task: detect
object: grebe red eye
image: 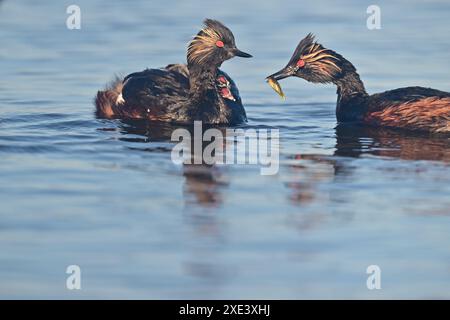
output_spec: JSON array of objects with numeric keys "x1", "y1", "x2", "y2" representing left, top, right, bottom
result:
[
  {"x1": 216, "y1": 40, "x2": 224, "y2": 48},
  {"x1": 297, "y1": 59, "x2": 305, "y2": 68}
]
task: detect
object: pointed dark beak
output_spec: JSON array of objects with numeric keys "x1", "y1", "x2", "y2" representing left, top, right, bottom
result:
[
  {"x1": 233, "y1": 49, "x2": 252, "y2": 58},
  {"x1": 266, "y1": 67, "x2": 292, "y2": 81}
]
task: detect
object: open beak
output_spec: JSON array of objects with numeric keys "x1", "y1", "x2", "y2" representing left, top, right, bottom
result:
[
  {"x1": 233, "y1": 49, "x2": 252, "y2": 58},
  {"x1": 266, "y1": 67, "x2": 292, "y2": 100}
]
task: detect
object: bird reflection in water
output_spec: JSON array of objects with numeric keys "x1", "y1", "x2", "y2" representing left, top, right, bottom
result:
[
  {"x1": 114, "y1": 119, "x2": 229, "y2": 209},
  {"x1": 334, "y1": 124, "x2": 450, "y2": 161},
  {"x1": 109, "y1": 119, "x2": 232, "y2": 287},
  {"x1": 284, "y1": 124, "x2": 450, "y2": 230},
  {"x1": 106, "y1": 119, "x2": 449, "y2": 229}
]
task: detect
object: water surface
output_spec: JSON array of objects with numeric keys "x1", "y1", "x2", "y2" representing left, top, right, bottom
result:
[{"x1": 0, "y1": 0, "x2": 449, "y2": 299}]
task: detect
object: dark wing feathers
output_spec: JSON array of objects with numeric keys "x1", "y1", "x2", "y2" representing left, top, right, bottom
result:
[
  {"x1": 122, "y1": 65, "x2": 189, "y2": 116},
  {"x1": 121, "y1": 64, "x2": 242, "y2": 109},
  {"x1": 122, "y1": 64, "x2": 190, "y2": 109},
  {"x1": 369, "y1": 86, "x2": 450, "y2": 108}
]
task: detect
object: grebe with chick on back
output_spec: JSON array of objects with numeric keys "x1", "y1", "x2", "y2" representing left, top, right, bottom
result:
[{"x1": 95, "y1": 19, "x2": 252, "y2": 125}]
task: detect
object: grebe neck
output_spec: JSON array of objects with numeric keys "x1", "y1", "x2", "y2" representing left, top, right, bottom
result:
[
  {"x1": 333, "y1": 59, "x2": 369, "y2": 121},
  {"x1": 183, "y1": 62, "x2": 226, "y2": 122},
  {"x1": 187, "y1": 63, "x2": 220, "y2": 98}
]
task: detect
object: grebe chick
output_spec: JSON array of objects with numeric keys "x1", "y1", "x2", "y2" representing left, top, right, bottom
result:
[
  {"x1": 95, "y1": 19, "x2": 252, "y2": 125},
  {"x1": 267, "y1": 34, "x2": 450, "y2": 134}
]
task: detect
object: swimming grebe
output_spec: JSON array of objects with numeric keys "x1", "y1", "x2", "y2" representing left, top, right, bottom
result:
[
  {"x1": 95, "y1": 19, "x2": 252, "y2": 125},
  {"x1": 267, "y1": 34, "x2": 450, "y2": 134}
]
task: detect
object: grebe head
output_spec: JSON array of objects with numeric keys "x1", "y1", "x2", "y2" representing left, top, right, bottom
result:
[
  {"x1": 266, "y1": 34, "x2": 344, "y2": 98},
  {"x1": 187, "y1": 19, "x2": 252, "y2": 67}
]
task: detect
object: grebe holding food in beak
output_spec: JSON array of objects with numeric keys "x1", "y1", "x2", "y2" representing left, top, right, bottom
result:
[{"x1": 267, "y1": 34, "x2": 450, "y2": 134}]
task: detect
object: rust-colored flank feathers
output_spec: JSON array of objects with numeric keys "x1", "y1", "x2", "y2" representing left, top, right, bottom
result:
[{"x1": 365, "y1": 97, "x2": 450, "y2": 134}]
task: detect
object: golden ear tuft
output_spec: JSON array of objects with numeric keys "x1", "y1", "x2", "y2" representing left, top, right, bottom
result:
[
  {"x1": 301, "y1": 43, "x2": 342, "y2": 75},
  {"x1": 187, "y1": 24, "x2": 222, "y2": 65}
]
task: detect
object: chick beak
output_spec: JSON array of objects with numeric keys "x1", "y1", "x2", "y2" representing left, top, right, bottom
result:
[{"x1": 233, "y1": 49, "x2": 253, "y2": 58}]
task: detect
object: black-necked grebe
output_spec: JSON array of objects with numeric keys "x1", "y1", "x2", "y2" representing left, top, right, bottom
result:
[
  {"x1": 95, "y1": 19, "x2": 252, "y2": 125},
  {"x1": 267, "y1": 34, "x2": 450, "y2": 134}
]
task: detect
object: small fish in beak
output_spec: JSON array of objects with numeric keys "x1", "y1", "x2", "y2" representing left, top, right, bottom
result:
[{"x1": 266, "y1": 77, "x2": 285, "y2": 100}]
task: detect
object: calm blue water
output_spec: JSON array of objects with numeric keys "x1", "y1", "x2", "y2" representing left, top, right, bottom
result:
[{"x1": 0, "y1": 0, "x2": 449, "y2": 299}]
